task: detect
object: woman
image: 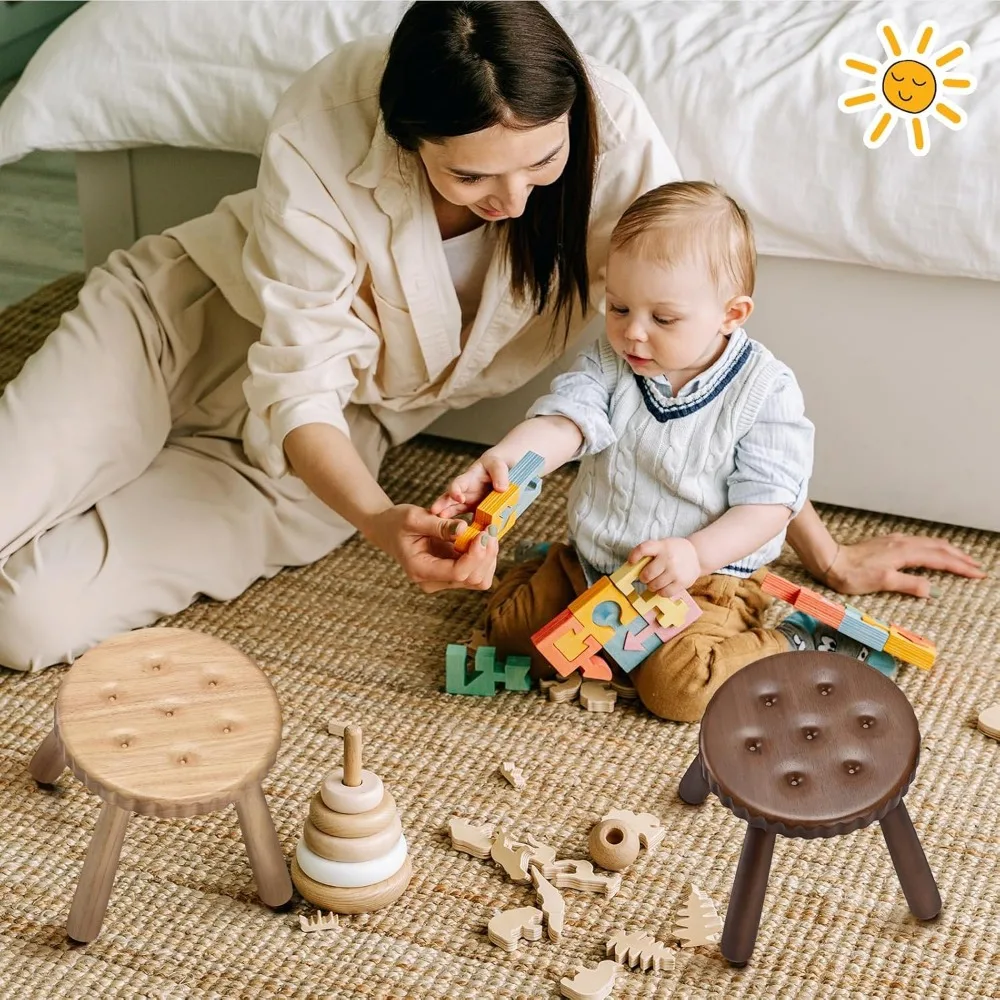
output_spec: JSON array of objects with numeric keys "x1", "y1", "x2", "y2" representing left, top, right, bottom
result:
[{"x1": 0, "y1": 2, "x2": 982, "y2": 672}]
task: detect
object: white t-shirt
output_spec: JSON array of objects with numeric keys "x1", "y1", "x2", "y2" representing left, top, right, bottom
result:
[{"x1": 442, "y1": 224, "x2": 495, "y2": 330}]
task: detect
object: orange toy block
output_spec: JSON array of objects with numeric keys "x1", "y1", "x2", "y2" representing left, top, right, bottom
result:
[
  {"x1": 884, "y1": 626, "x2": 937, "y2": 670},
  {"x1": 454, "y1": 522, "x2": 483, "y2": 554},
  {"x1": 475, "y1": 483, "x2": 521, "y2": 530},
  {"x1": 761, "y1": 572, "x2": 801, "y2": 603},
  {"x1": 532, "y1": 610, "x2": 611, "y2": 680},
  {"x1": 567, "y1": 577, "x2": 640, "y2": 646},
  {"x1": 792, "y1": 586, "x2": 846, "y2": 628}
]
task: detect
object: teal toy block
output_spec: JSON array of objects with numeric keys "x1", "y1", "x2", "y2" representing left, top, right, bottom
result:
[
  {"x1": 509, "y1": 451, "x2": 544, "y2": 487},
  {"x1": 446, "y1": 644, "x2": 532, "y2": 695},
  {"x1": 513, "y1": 475, "x2": 542, "y2": 516},
  {"x1": 602, "y1": 609, "x2": 665, "y2": 673}
]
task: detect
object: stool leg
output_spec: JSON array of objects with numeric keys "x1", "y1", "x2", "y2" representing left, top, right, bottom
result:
[
  {"x1": 720, "y1": 825, "x2": 777, "y2": 967},
  {"x1": 29, "y1": 729, "x2": 65, "y2": 785},
  {"x1": 67, "y1": 802, "x2": 131, "y2": 943},
  {"x1": 879, "y1": 800, "x2": 942, "y2": 920},
  {"x1": 678, "y1": 753, "x2": 711, "y2": 805},
  {"x1": 235, "y1": 783, "x2": 293, "y2": 909}
]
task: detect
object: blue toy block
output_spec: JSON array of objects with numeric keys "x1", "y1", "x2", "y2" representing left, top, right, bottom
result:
[
  {"x1": 446, "y1": 644, "x2": 532, "y2": 695},
  {"x1": 602, "y1": 610, "x2": 664, "y2": 673},
  {"x1": 839, "y1": 606, "x2": 889, "y2": 650},
  {"x1": 513, "y1": 475, "x2": 542, "y2": 516},
  {"x1": 509, "y1": 451, "x2": 544, "y2": 487}
]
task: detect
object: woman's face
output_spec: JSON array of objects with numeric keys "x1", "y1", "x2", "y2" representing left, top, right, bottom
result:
[{"x1": 418, "y1": 114, "x2": 570, "y2": 222}]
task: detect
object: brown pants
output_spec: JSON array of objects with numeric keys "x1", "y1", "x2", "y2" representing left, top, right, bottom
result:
[{"x1": 484, "y1": 542, "x2": 788, "y2": 723}]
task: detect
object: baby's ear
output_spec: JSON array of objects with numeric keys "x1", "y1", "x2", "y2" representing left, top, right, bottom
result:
[{"x1": 723, "y1": 294, "x2": 753, "y2": 331}]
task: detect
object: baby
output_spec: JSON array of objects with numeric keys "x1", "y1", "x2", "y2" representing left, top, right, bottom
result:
[{"x1": 434, "y1": 181, "x2": 878, "y2": 722}]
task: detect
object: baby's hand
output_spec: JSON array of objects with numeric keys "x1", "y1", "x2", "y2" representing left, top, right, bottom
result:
[
  {"x1": 429, "y1": 451, "x2": 511, "y2": 520},
  {"x1": 628, "y1": 537, "x2": 702, "y2": 598}
]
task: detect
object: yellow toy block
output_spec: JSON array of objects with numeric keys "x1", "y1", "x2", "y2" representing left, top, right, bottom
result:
[
  {"x1": 884, "y1": 626, "x2": 937, "y2": 670},
  {"x1": 494, "y1": 507, "x2": 518, "y2": 542},
  {"x1": 610, "y1": 558, "x2": 648, "y2": 599},
  {"x1": 610, "y1": 556, "x2": 692, "y2": 629},
  {"x1": 475, "y1": 483, "x2": 521, "y2": 529},
  {"x1": 567, "y1": 577, "x2": 640, "y2": 646},
  {"x1": 454, "y1": 522, "x2": 483, "y2": 554}
]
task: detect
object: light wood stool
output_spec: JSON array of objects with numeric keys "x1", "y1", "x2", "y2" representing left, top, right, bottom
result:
[{"x1": 29, "y1": 626, "x2": 293, "y2": 942}]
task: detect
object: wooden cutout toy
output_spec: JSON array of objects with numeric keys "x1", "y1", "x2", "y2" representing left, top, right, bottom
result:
[
  {"x1": 499, "y1": 761, "x2": 527, "y2": 790},
  {"x1": 536, "y1": 859, "x2": 622, "y2": 898},
  {"x1": 673, "y1": 884, "x2": 722, "y2": 948},
  {"x1": 546, "y1": 675, "x2": 582, "y2": 703},
  {"x1": 560, "y1": 960, "x2": 619, "y2": 1000},
  {"x1": 487, "y1": 906, "x2": 544, "y2": 952},
  {"x1": 610, "y1": 675, "x2": 638, "y2": 700},
  {"x1": 508, "y1": 451, "x2": 545, "y2": 486},
  {"x1": 580, "y1": 681, "x2": 617, "y2": 714},
  {"x1": 553, "y1": 614, "x2": 614, "y2": 668},
  {"x1": 602, "y1": 809, "x2": 665, "y2": 853},
  {"x1": 291, "y1": 725, "x2": 413, "y2": 915},
  {"x1": 568, "y1": 577, "x2": 640, "y2": 645},
  {"x1": 977, "y1": 703, "x2": 1000, "y2": 740},
  {"x1": 610, "y1": 557, "x2": 690, "y2": 628},
  {"x1": 606, "y1": 929, "x2": 675, "y2": 972},
  {"x1": 446, "y1": 644, "x2": 531, "y2": 696},
  {"x1": 531, "y1": 867, "x2": 565, "y2": 941},
  {"x1": 300, "y1": 910, "x2": 340, "y2": 934},
  {"x1": 513, "y1": 832, "x2": 557, "y2": 868},
  {"x1": 588, "y1": 818, "x2": 639, "y2": 872},
  {"x1": 327, "y1": 719, "x2": 348, "y2": 737},
  {"x1": 491, "y1": 828, "x2": 533, "y2": 883},
  {"x1": 532, "y1": 610, "x2": 611, "y2": 680},
  {"x1": 448, "y1": 817, "x2": 495, "y2": 859},
  {"x1": 760, "y1": 571, "x2": 936, "y2": 669}
]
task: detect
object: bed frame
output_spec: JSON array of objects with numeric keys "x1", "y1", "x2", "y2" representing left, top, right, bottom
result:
[{"x1": 75, "y1": 148, "x2": 1000, "y2": 533}]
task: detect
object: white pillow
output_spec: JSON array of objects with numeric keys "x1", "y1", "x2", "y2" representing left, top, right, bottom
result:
[{"x1": 2, "y1": 0, "x2": 997, "y2": 283}]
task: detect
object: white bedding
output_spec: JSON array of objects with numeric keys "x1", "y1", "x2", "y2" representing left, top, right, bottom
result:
[{"x1": 2, "y1": 0, "x2": 998, "y2": 283}]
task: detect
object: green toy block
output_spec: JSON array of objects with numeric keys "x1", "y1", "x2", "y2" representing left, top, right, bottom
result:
[
  {"x1": 502, "y1": 655, "x2": 532, "y2": 692},
  {"x1": 446, "y1": 644, "x2": 498, "y2": 696}
]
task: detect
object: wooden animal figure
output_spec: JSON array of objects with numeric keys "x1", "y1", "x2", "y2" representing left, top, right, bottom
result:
[
  {"x1": 606, "y1": 929, "x2": 675, "y2": 972},
  {"x1": 602, "y1": 808, "x2": 665, "y2": 852},
  {"x1": 499, "y1": 761, "x2": 526, "y2": 790},
  {"x1": 449, "y1": 816, "x2": 494, "y2": 859},
  {"x1": 491, "y1": 828, "x2": 533, "y2": 883},
  {"x1": 580, "y1": 681, "x2": 617, "y2": 713},
  {"x1": 544, "y1": 674, "x2": 582, "y2": 703},
  {"x1": 300, "y1": 910, "x2": 340, "y2": 934},
  {"x1": 512, "y1": 832, "x2": 556, "y2": 867},
  {"x1": 673, "y1": 885, "x2": 723, "y2": 948},
  {"x1": 560, "y1": 960, "x2": 619, "y2": 1000},
  {"x1": 487, "y1": 906, "x2": 544, "y2": 952},
  {"x1": 531, "y1": 867, "x2": 565, "y2": 942},
  {"x1": 536, "y1": 859, "x2": 622, "y2": 899}
]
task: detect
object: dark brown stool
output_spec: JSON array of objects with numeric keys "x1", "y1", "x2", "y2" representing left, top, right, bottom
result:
[{"x1": 678, "y1": 650, "x2": 941, "y2": 966}]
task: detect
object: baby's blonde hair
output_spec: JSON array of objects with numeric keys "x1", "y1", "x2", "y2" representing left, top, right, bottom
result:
[{"x1": 609, "y1": 181, "x2": 756, "y2": 298}]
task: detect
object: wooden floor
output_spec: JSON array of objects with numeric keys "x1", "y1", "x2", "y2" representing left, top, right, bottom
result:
[{"x1": 0, "y1": 77, "x2": 83, "y2": 310}]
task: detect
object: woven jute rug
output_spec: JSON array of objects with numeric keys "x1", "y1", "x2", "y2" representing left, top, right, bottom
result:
[{"x1": 1, "y1": 275, "x2": 998, "y2": 999}]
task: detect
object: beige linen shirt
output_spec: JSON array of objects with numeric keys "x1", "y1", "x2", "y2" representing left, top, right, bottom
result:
[{"x1": 168, "y1": 37, "x2": 679, "y2": 478}]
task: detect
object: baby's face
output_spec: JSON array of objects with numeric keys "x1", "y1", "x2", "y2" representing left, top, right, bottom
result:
[{"x1": 605, "y1": 250, "x2": 733, "y2": 381}]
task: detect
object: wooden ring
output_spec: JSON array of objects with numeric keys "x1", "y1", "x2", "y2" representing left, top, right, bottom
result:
[
  {"x1": 291, "y1": 854, "x2": 412, "y2": 914},
  {"x1": 303, "y1": 815, "x2": 403, "y2": 863},
  {"x1": 295, "y1": 834, "x2": 407, "y2": 888},
  {"x1": 320, "y1": 768, "x2": 384, "y2": 814},
  {"x1": 588, "y1": 818, "x2": 640, "y2": 872},
  {"x1": 308, "y1": 790, "x2": 397, "y2": 838}
]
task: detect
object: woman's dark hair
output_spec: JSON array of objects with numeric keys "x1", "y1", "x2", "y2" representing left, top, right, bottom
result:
[{"x1": 379, "y1": 1, "x2": 599, "y2": 336}]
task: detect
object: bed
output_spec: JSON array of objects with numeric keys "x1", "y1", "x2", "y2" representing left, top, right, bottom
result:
[{"x1": 2, "y1": 0, "x2": 999, "y2": 531}]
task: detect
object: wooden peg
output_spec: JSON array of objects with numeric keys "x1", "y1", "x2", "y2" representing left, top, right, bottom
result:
[{"x1": 344, "y1": 725, "x2": 362, "y2": 788}]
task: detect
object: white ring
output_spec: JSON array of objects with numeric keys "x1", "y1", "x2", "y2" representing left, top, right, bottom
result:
[
  {"x1": 295, "y1": 834, "x2": 408, "y2": 888},
  {"x1": 320, "y1": 768, "x2": 384, "y2": 814}
]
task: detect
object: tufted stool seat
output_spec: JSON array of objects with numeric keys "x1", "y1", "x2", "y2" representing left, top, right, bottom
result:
[
  {"x1": 28, "y1": 627, "x2": 293, "y2": 942},
  {"x1": 678, "y1": 650, "x2": 941, "y2": 965}
]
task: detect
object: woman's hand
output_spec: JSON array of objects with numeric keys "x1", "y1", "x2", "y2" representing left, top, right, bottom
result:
[
  {"x1": 429, "y1": 451, "x2": 512, "y2": 519},
  {"x1": 629, "y1": 537, "x2": 702, "y2": 598},
  {"x1": 824, "y1": 533, "x2": 986, "y2": 598},
  {"x1": 363, "y1": 503, "x2": 500, "y2": 593}
]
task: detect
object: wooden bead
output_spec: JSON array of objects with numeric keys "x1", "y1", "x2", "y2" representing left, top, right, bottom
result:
[
  {"x1": 588, "y1": 819, "x2": 639, "y2": 872},
  {"x1": 308, "y1": 790, "x2": 397, "y2": 839},
  {"x1": 291, "y1": 854, "x2": 412, "y2": 914},
  {"x1": 320, "y1": 767, "x2": 383, "y2": 814},
  {"x1": 303, "y1": 815, "x2": 402, "y2": 863},
  {"x1": 295, "y1": 835, "x2": 407, "y2": 888}
]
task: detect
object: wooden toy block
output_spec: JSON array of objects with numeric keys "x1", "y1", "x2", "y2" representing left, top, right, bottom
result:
[
  {"x1": 580, "y1": 681, "x2": 617, "y2": 714},
  {"x1": 978, "y1": 703, "x2": 1000, "y2": 740},
  {"x1": 792, "y1": 586, "x2": 846, "y2": 629},
  {"x1": 884, "y1": 625, "x2": 937, "y2": 669},
  {"x1": 453, "y1": 521, "x2": 483, "y2": 554},
  {"x1": 445, "y1": 644, "x2": 496, "y2": 696},
  {"x1": 602, "y1": 809, "x2": 665, "y2": 853},
  {"x1": 487, "y1": 906, "x2": 544, "y2": 952},
  {"x1": 610, "y1": 556, "x2": 693, "y2": 629},
  {"x1": 501, "y1": 655, "x2": 532, "y2": 692},
  {"x1": 760, "y1": 571, "x2": 801, "y2": 603},
  {"x1": 475, "y1": 482, "x2": 521, "y2": 530},
  {"x1": 300, "y1": 910, "x2": 340, "y2": 934},
  {"x1": 512, "y1": 475, "x2": 542, "y2": 515},
  {"x1": 491, "y1": 828, "x2": 533, "y2": 883},
  {"x1": 673, "y1": 885, "x2": 722, "y2": 948},
  {"x1": 546, "y1": 674, "x2": 582, "y2": 703},
  {"x1": 839, "y1": 606, "x2": 891, "y2": 650},
  {"x1": 531, "y1": 867, "x2": 565, "y2": 941},
  {"x1": 602, "y1": 595, "x2": 702, "y2": 673},
  {"x1": 610, "y1": 675, "x2": 638, "y2": 700},
  {"x1": 588, "y1": 818, "x2": 639, "y2": 872},
  {"x1": 508, "y1": 451, "x2": 544, "y2": 486},
  {"x1": 499, "y1": 761, "x2": 526, "y2": 790},
  {"x1": 513, "y1": 832, "x2": 556, "y2": 867},
  {"x1": 560, "y1": 960, "x2": 619, "y2": 1000},
  {"x1": 533, "y1": 610, "x2": 610, "y2": 680},
  {"x1": 449, "y1": 817, "x2": 494, "y2": 859},
  {"x1": 536, "y1": 859, "x2": 622, "y2": 898},
  {"x1": 326, "y1": 719, "x2": 349, "y2": 737},
  {"x1": 606, "y1": 929, "x2": 675, "y2": 972},
  {"x1": 568, "y1": 576, "x2": 640, "y2": 645}
]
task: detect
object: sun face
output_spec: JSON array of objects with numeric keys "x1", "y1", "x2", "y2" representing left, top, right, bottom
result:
[{"x1": 838, "y1": 19, "x2": 976, "y2": 156}]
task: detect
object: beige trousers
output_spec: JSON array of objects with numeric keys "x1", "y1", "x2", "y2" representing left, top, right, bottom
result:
[{"x1": 0, "y1": 235, "x2": 389, "y2": 671}]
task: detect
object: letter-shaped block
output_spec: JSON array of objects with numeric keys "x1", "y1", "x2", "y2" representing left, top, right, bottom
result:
[
  {"x1": 445, "y1": 645, "x2": 533, "y2": 695},
  {"x1": 839, "y1": 605, "x2": 890, "y2": 650},
  {"x1": 760, "y1": 571, "x2": 801, "y2": 603},
  {"x1": 532, "y1": 610, "x2": 611, "y2": 680},
  {"x1": 602, "y1": 593, "x2": 702, "y2": 673},
  {"x1": 610, "y1": 556, "x2": 689, "y2": 628},
  {"x1": 568, "y1": 577, "x2": 639, "y2": 644},
  {"x1": 792, "y1": 585, "x2": 846, "y2": 629},
  {"x1": 508, "y1": 451, "x2": 544, "y2": 486},
  {"x1": 884, "y1": 625, "x2": 936, "y2": 669},
  {"x1": 475, "y1": 482, "x2": 521, "y2": 530}
]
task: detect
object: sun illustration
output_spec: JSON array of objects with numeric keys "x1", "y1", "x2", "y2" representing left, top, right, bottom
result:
[{"x1": 838, "y1": 19, "x2": 976, "y2": 156}]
